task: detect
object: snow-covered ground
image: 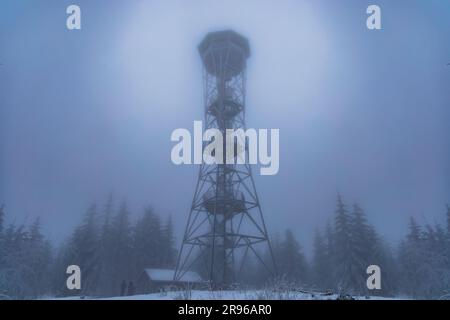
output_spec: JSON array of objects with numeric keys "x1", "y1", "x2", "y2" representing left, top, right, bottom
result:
[{"x1": 50, "y1": 290, "x2": 398, "y2": 300}]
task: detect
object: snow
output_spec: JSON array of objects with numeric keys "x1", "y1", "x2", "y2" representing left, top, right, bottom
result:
[
  {"x1": 105, "y1": 290, "x2": 332, "y2": 300},
  {"x1": 144, "y1": 268, "x2": 202, "y2": 282},
  {"x1": 48, "y1": 290, "x2": 400, "y2": 300}
]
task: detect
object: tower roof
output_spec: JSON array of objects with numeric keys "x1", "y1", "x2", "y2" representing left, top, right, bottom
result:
[
  {"x1": 198, "y1": 30, "x2": 250, "y2": 77},
  {"x1": 198, "y1": 30, "x2": 250, "y2": 58}
]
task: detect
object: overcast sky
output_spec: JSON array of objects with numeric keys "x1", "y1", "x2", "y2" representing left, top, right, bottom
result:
[{"x1": 1, "y1": 0, "x2": 449, "y2": 254}]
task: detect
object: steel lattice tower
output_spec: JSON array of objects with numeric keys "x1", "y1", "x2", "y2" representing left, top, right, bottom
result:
[{"x1": 174, "y1": 30, "x2": 276, "y2": 287}]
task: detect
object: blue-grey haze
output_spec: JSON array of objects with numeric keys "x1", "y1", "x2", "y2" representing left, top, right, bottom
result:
[{"x1": 0, "y1": 0, "x2": 449, "y2": 254}]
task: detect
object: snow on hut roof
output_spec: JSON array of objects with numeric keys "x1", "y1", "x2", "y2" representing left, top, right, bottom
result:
[{"x1": 143, "y1": 268, "x2": 202, "y2": 283}]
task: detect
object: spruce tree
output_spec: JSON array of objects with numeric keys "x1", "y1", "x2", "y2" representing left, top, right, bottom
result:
[
  {"x1": 0, "y1": 205, "x2": 4, "y2": 235},
  {"x1": 399, "y1": 217, "x2": 424, "y2": 298},
  {"x1": 110, "y1": 201, "x2": 133, "y2": 295},
  {"x1": 133, "y1": 206, "x2": 162, "y2": 273},
  {"x1": 447, "y1": 204, "x2": 450, "y2": 235},
  {"x1": 333, "y1": 194, "x2": 354, "y2": 293},
  {"x1": 0, "y1": 224, "x2": 30, "y2": 298},
  {"x1": 25, "y1": 218, "x2": 53, "y2": 297},
  {"x1": 161, "y1": 215, "x2": 176, "y2": 268},
  {"x1": 349, "y1": 203, "x2": 374, "y2": 295},
  {"x1": 277, "y1": 229, "x2": 309, "y2": 285},
  {"x1": 311, "y1": 230, "x2": 332, "y2": 290},
  {"x1": 68, "y1": 204, "x2": 100, "y2": 296},
  {"x1": 97, "y1": 193, "x2": 116, "y2": 295},
  {"x1": 324, "y1": 221, "x2": 335, "y2": 289},
  {"x1": 0, "y1": 205, "x2": 5, "y2": 273}
]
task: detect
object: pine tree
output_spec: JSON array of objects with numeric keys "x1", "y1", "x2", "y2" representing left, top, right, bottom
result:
[
  {"x1": 0, "y1": 204, "x2": 4, "y2": 235},
  {"x1": 332, "y1": 194, "x2": 354, "y2": 293},
  {"x1": 161, "y1": 215, "x2": 176, "y2": 268},
  {"x1": 0, "y1": 224, "x2": 30, "y2": 298},
  {"x1": 348, "y1": 203, "x2": 375, "y2": 295},
  {"x1": 418, "y1": 224, "x2": 449, "y2": 298},
  {"x1": 0, "y1": 218, "x2": 53, "y2": 298},
  {"x1": 68, "y1": 204, "x2": 100, "y2": 296},
  {"x1": 24, "y1": 218, "x2": 53, "y2": 297},
  {"x1": 445, "y1": 205, "x2": 450, "y2": 296},
  {"x1": 133, "y1": 206, "x2": 161, "y2": 273},
  {"x1": 372, "y1": 239, "x2": 399, "y2": 296},
  {"x1": 101, "y1": 194, "x2": 114, "y2": 245},
  {"x1": 446, "y1": 204, "x2": 450, "y2": 235},
  {"x1": 0, "y1": 205, "x2": 5, "y2": 274},
  {"x1": 324, "y1": 221, "x2": 335, "y2": 289},
  {"x1": 407, "y1": 217, "x2": 421, "y2": 242},
  {"x1": 311, "y1": 229, "x2": 332, "y2": 290},
  {"x1": 0, "y1": 206, "x2": 6, "y2": 294},
  {"x1": 277, "y1": 229, "x2": 309, "y2": 285},
  {"x1": 109, "y1": 201, "x2": 133, "y2": 296},
  {"x1": 395, "y1": 208, "x2": 450, "y2": 298},
  {"x1": 399, "y1": 217, "x2": 425, "y2": 298},
  {"x1": 51, "y1": 239, "x2": 74, "y2": 296},
  {"x1": 97, "y1": 193, "x2": 116, "y2": 296}
]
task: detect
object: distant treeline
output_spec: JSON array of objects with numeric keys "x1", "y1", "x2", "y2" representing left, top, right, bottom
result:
[
  {"x1": 0, "y1": 195, "x2": 176, "y2": 298},
  {"x1": 0, "y1": 195, "x2": 449, "y2": 299}
]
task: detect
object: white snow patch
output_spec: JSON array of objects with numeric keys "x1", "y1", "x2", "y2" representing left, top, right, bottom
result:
[{"x1": 144, "y1": 268, "x2": 202, "y2": 282}]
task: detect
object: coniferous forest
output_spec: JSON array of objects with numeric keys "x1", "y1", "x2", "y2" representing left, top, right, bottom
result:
[{"x1": 1, "y1": 194, "x2": 449, "y2": 299}]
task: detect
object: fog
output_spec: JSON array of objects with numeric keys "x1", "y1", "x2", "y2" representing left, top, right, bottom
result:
[{"x1": 1, "y1": 0, "x2": 449, "y2": 254}]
